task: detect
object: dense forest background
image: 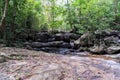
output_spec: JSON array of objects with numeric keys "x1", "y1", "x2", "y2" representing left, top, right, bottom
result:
[{"x1": 0, "y1": 0, "x2": 120, "y2": 46}]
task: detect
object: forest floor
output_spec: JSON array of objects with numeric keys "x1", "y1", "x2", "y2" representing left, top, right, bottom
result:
[{"x1": 0, "y1": 47, "x2": 120, "y2": 80}]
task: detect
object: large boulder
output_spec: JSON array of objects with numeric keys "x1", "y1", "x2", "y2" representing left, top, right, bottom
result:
[
  {"x1": 106, "y1": 46, "x2": 120, "y2": 54},
  {"x1": 74, "y1": 32, "x2": 93, "y2": 47},
  {"x1": 0, "y1": 44, "x2": 6, "y2": 48},
  {"x1": 110, "y1": 30, "x2": 120, "y2": 36},
  {"x1": 54, "y1": 32, "x2": 80, "y2": 42},
  {"x1": 18, "y1": 29, "x2": 38, "y2": 41},
  {"x1": 36, "y1": 32, "x2": 54, "y2": 42},
  {"x1": 0, "y1": 56, "x2": 7, "y2": 63},
  {"x1": 104, "y1": 36, "x2": 120, "y2": 46},
  {"x1": 35, "y1": 31, "x2": 80, "y2": 42},
  {"x1": 95, "y1": 29, "x2": 120, "y2": 38},
  {"x1": 89, "y1": 45, "x2": 106, "y2": 54},
  {"x1": 0, "y1": 52, "x2": 9, "y2": 63},
  {"x1": 95, "y1": 29, "x2": 111, "y2": 38}
]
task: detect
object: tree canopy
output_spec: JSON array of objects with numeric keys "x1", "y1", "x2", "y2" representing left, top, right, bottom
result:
[{"x1": 0, "y1": 0, "x2": 120, "y2": 40}]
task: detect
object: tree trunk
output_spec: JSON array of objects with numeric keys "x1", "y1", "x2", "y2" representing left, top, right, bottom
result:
[
  {"x1": 114, "y1": 0, "x2": 118, "y2": 21},
  {"x1": 0, "y1": 0, "x2": 9, "y2": 38},
  {"x1": 66, "y1": 0, "x2": 75, "y2": 32}
]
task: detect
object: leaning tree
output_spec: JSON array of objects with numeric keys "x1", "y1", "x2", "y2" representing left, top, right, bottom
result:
[{"x1": 0, "y1": 0, "x2": 9, "y2": 39}]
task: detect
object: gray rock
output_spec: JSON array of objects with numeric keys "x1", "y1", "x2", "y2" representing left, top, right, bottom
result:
[
  {"x1": 0, "y1": 73, "x2": 15, "y2": 80},
  {"x1": 55, "y1": 32, "x2": 80, "y2": 42},
  {"x1": 0, "y1": 56, "x2": 7, "y2": 63},
  {"x1": 30, "y1": 41, "x2": 72, "y2": 48},
  {"x1": 0, "y1": 44, "x2": 6, "y2": 48},
  {"x1": 0, "y1": 52, "x2": 9, "y2": 58},
  {"x1": 95, "y1": 29, "x2": 120, "y2": 37},
  {"x1": 89, "y1": 45, "x2": 105, "y2": 54},
  {"x1": 74, "y1": 32, "x2": 93, "y2": 47},
  {"x1": 104, "y1": 36, "x2": 120, "y2": 46},
  {"x1": 36, "y1": 32, "x2": 53, "y2": 42},
  {"x1": 106, "y1": 46, "x2": 120, "y2": 54}
]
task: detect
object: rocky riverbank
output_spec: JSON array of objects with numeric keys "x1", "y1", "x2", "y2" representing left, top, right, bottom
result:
[
  {"x1": 0, "y1": 29, "x2": 120, "y2": 80},
  {"x1": 22, "y1": 29, "x2": 120, "y2": 55}
]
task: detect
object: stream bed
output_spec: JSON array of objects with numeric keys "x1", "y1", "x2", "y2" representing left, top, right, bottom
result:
[{"x1": 0, "y1": 47, "x2": 120, "y2": 80}]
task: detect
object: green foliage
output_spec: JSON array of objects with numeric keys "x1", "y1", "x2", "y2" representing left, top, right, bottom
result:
[
  {"x1": 68, "y1": 0, "x2": 115, "y2": 33},
  {"x1": 0, "y1": 0, "x2": 120, "y2": 43}
]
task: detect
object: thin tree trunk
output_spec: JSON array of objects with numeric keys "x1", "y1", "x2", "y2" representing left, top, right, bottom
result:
[
  {"x1": 66, "y1": 0, "x2": 71, "y2": 27},
  {"x1": 0, "y1": 0, "x2": 9, "y2": 38},
  {"x1": 114, "y1": 0, "x2": 118, "y2": 21},
  {"x1": 11, "y1": 2, "x2": 17, "y2": 40},
  {"x1": 66, "y1": 0, "x2": 75, "y2": 32}
]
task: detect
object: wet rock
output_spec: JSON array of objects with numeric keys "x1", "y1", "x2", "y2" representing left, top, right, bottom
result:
[
  {"x1": 23, "y1": 42, "x2": 30, "y2": 46},
  {"x1": 55, "y1": 32, "x2": 80, "y2": 42},
  {"x1": 60, "y1": 42, "x2": 72, "y2": 48},
  {"x1": 95, "y1": 30, "x2": 110, "y2": 37},
  {"x1": 30, "y1": 41, "x2": 72, "y2": 48},
  {"x1": 23, "y1": 31, "x2": 79, "y2": 52},
  {"x1": 77, "y1": 47, "x2": 88, "y2": 52},
  {"x1": 18, "y1": 29, "x2": 38, "y2": 41},
  {"x1": 0, "y1": 52, "x2": 9, "y2": 58},
  {"x1": 74, "y1": 51, "x2": 90, "y2": 56},
  {"x1": 26, "y1": 45, "x2": 33, "y2": 50},
  {"x1": 0, "y1": 40, "x2": 4, "y2": 44},
  {"x1": 0, "y1": 52, "x2": 9, "y2": 63},
  {"x1": 0, "y1": 44, "x2": 6, "y2": 48},
  {"x1": 110, "y1": 30, "x2": 120, "y2": 36},
  {"x1": 106, "y1": 46, "x2": 120, "y2": 54},
  {"x1": 95, "y1": 29, "x2": 120, "y2": 38},
  {"x1": 21, "y1": 29, "x2": 120, "y2": 55},
  {"x1": 23, "y1": 42, "x2": 33, "y2": 50},
  {"x1": 0, "y1": 56, "x2": 7, "y2": 63},
  {"x1": 35, "y1": 31, "x2": 80, "y2": 43},
  {"x1": 89, "y1": 45, "x2": 106, "y2": 54},
  {"x1": 31, "y1": 41, "x2": 62, "y2": 48},
  {"x1": 30, "y1": 47, "x2": 77, "y2": 55},
  {"x1": 104, "y1": 36, "x2": 120, "y2": 46},
  {"x1": 36, "y1": 32, "x2": 53, "y2": 42},
  {"x1": 105, "y1": 54, "x2": 120, "y2": 59}
]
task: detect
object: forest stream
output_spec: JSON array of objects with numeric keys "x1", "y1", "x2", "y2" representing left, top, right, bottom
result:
[
  {"x1": 1, "y1": 0, "x2": 120, "y2": 80},
  {"x1": 0, "y1": 30, "x2": 120, "y2": 80}
]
